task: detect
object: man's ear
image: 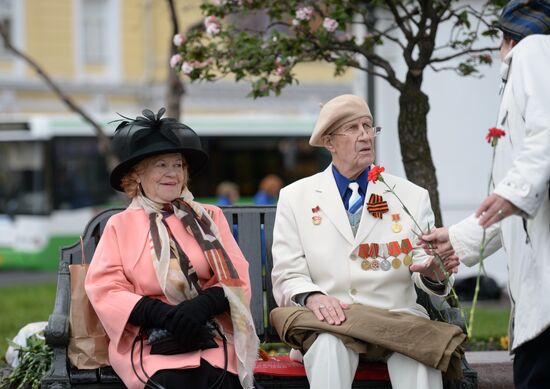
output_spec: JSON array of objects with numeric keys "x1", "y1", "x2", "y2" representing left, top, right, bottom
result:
[{"x1": 321, "y1": 134, "x2": 334, "y2": 151}]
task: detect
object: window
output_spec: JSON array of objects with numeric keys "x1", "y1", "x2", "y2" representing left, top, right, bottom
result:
[
  {"x1": 0, "y1": 142, "x2": 50, "y2": 215},
  {"x1": 82, "y1": 0, "x2": 108, "y2": 65},
  {"x1": 52, "y1": 137, "x2": 113, "y2": 210}
]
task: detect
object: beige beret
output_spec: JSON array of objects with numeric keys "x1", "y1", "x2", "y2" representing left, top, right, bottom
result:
[{"x1": 309, "y1": 94, "x2": 372, "y2": 147}]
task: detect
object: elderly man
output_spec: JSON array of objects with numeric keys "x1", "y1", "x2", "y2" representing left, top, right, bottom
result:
[
  {"x1": 420, "y1": 1, "x2": 550, "y2": 388},
  {"x1": 271, "y1": 94, "x2": 460, "y2": 389}
]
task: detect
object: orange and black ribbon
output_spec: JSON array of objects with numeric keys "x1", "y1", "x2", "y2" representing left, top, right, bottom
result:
[{"x1": 367, "y1": 194, "x2": 389, "y2": 219}]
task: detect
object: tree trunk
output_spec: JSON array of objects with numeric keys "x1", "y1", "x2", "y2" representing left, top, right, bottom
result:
[
  {"x1": 165, "y1": 0, "x2": 184, "y2": 119},
  {"x1": 398, "y1": 77, "x2": 443, "y2": 227}
]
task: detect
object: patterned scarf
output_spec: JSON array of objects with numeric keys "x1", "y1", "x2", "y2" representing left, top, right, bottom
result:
[{"x1": 132, "y1": 188, "x2": 258, "y2": 389}]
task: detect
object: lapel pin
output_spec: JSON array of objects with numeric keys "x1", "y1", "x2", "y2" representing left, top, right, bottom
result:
[{"x1": 311, "y1": 205, "x2": 322, "y2": 225}]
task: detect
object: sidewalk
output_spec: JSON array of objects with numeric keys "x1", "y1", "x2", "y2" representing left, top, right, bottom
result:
[
  {"x1": 466, "y1": 351, "x2": 514, "y2": 389},
  {"x1": 0, "y1": 270, "x2": 57, "y2": 288}
]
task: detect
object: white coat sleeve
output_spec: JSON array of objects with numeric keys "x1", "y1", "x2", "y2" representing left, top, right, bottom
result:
[
  {"x1": 493, "y1": 37, "x2": 550, "y2": 217},
  {"x1": 271, "y1": 188, "x2": 323, "y2": 307},
  {"x1": 448, "y1": 214, "x2": 502, "y2": 267}
]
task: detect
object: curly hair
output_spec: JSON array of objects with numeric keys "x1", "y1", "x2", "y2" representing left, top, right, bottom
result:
[{"x1": 119, "y1": 154, "x2": 189, "y2": 198}]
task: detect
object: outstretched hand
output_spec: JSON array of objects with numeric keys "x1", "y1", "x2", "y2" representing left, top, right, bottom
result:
[
  {"x1": 409, "y1": 254, "x2": 460, "y2": 282},
  {"x1": 415, "y1": 226, "x2": 459, "y2": 281},
  {"x1": 417, "y1": 227, "x2": 454, "y2": 258},
  {"x1": 305, "y1": 292, "x2": 349, "y2": 326},
  {"x1": 475, "y1": 194, "x2": 520, "y2": 229}
]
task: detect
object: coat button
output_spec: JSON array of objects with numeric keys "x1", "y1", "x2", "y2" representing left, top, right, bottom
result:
[{"x1": 350, "y1": 288, "x2": 357, "y2": 295}]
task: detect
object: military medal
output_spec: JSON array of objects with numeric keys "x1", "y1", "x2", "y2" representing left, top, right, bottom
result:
[
  {"x1": 401, "y1": 238, "x2": 413, "y2": 266},
  {"x1": 311, "y1": 206, "x2": 322, "y2": 225},
  {"x1": 379, "y1": 244, "x2": 391, "y2": 271},
  {"x1": 358, "y1": 244, "x2": 369, "y2": 262},
  {"x1": 391, "y1": 213, "x2": 402, "y2": 233},
  {"x1": 370, "y1": 258, "x2": 380, "y2": 270},
  {"x1": 387, "y1": 241, "x2": 401, "y2": 270},
  {"x1": 360, "y1": 243, "x2": 379, "y2": 271},
  {"x1": 391, "y1": 257, "x2": 402, "y2": 269}
]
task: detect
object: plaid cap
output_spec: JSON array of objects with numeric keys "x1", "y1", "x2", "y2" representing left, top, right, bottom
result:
[{"x1": 499, "y1": 0, "x2": 550, "y2": 41}]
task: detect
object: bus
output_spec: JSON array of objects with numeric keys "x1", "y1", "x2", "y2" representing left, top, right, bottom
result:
[{"x1": 0, "y1": 114, "x2": 327, "y2": 270}]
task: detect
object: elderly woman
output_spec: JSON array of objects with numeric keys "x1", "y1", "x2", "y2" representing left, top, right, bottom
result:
[{"x1": 85, "y1": 109, "x2": 258, "y2": 389}]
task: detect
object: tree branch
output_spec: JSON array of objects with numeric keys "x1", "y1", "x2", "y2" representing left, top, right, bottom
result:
[
  {"x1": 385, "y1": 0, "x2": 413, "y2": 40},
  {"x1": 430, "y1": 46, "x2": 498, "y2": 63},
  {"x1": 0, "y1": 21, "x2": 117, "y2": 171}
]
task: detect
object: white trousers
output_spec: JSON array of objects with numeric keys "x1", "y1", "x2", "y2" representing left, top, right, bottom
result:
[{"x1": 303, "y1": 333, "x2": 443, "y2": 389}]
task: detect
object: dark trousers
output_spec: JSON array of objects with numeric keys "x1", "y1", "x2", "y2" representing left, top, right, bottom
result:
[
  {"x1": 147, "y1": 359, "x2": 241, "y2": 389},
  {"x1": 513, "y1": 326, "x2": 550, "y2": 389}
]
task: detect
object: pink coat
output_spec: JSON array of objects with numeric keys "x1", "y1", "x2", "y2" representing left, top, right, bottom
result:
[{"x1": 85, "y1": 204, "x2": 251, "y2": 389}]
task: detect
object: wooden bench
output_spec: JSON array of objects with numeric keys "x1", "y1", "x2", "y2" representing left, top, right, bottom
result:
[{"x1": 42, "y1": 205, "x2": 477, "y2": 389}]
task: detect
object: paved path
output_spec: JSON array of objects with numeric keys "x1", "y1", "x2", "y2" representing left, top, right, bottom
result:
[
  {"x1": 0, "y1": 270, "x2": 57, "y2": 288},
  {"x1": 466, "y1": 351, "x2": 514, "y2": 389}
]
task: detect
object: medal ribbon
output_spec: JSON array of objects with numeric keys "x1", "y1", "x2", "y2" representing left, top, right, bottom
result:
[
  {"x1": 387, "y1": 241, "x2": 401, "y2": 257},
  {"x1": 367, "y1": 194, "x2": 389, "y2": 219},
  {"x1": 358, "y1": 244, "x2": 369, "y2": 259},
  {"x1": 401, "y1": 238, "x2": 413, "y2": 254},
  {"x1": 368, "y1": 243, "x2": 379, "y2": 258}
]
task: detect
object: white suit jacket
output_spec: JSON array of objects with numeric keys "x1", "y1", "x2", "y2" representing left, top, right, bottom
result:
[
  {"x1": 449, "y1": 35, "x2": 550, "y2": 351},
  {"x1": 272, "y1": 165, "x2": 453, "y2": 318}
]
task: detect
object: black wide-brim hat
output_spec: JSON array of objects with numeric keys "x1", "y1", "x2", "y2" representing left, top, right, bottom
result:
[{"x1": 109, "y1": 108, "x2": 208, "y2": 192}]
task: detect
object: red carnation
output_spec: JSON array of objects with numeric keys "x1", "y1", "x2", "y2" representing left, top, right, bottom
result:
[
  {"x1": 368, "y1": 165, "x2": 385, "y2": 183},
  {"x1": 485, "y1": 127, "x2": 506, "y2": 146}
]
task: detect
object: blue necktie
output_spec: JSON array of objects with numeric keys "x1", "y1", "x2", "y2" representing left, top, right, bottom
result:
[{"x1": 348, "y1": 182, "x2": 363, "y2": 214}]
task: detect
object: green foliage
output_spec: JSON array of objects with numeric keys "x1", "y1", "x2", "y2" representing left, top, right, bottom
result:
[
  {"x1": 467, "y1": 307, "x2": 510, "y2": 340},
  {"x1": 173, "y1": 0, "x2": 503, "y2": 97},
  {"x1": 0, "y1": 283, "x2": 56, "y2": 358},
  {"x1": 0, "y1": 335, "x2": 52, "y2": 389}
]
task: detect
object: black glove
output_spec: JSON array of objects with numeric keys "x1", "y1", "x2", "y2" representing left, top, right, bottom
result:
[
  {"x1": 176, "y1": 286, "x2": 230, "y2": 325},
  {"x1": 128, "y1": 296, "x2": 174, "y2": 329},
  {"x1": 163, "y1": 287, "x2": 228, "y2": 347}
]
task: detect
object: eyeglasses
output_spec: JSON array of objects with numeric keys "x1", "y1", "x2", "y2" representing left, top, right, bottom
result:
[{"x1": 331, "y1": 123, "x2": 382, "y2": 138}]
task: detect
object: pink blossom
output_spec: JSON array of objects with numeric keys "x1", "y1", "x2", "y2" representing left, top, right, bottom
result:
[
  {"x1": 170, "y1": 54, "x2": 182, "y2": 69},
  {"x1": 205, "y1": 15, "x2": 221, "y2": 36},
  {"x1": 173, "y1": 33, "x2": 186, "y2": 47},
  {"x1": 295, "y1": 6, "x2": 313, "y2": 21},
  {"x1": 275, "y1": 64, "x2": 285, "y2": 76},
  {"x1": 323, "y1": 17, "x2": 339, "y2": 32},
  {"x1": 181, "y1": 61, "x2": 194, "y2": 74}
]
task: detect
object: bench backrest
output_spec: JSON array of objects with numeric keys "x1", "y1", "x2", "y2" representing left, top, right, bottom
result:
[{"x1": 60, "y1": 205, "x2": 278, "y2": 342}]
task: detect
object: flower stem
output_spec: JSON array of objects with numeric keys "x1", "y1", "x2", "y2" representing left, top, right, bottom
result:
[
  {"x1": 469, "y1": 142, "x2": 498, "y2": 339},
  {"x1": 380, "y1": 179, "x2": 449, "y2": 280},
  {"x1": 378, "y1": 174, "x2": 469, "y2": 335}
]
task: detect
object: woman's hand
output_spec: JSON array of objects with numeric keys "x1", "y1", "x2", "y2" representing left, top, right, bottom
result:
[{"x1": 305, "y1": 292, "x2": 349, "y2": 326}]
